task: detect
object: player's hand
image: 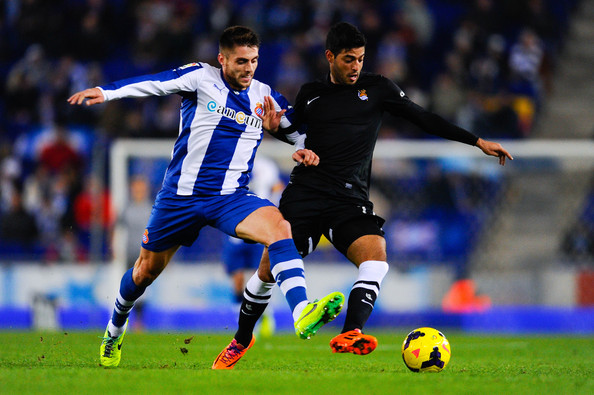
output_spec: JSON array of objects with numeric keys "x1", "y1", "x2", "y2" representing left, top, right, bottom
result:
[
  {"x1": 293, "y1": 149, "x2": 319, "y2": 166},
  {"x1": 476, "y1": 138, "x2": 513, "y2": 166},
  {"x1": 67, "y1": 88, "x2": 105, "y2": 106},
  {"x1": 259, "y1": 95, "x2": 286, "y2": 132}
]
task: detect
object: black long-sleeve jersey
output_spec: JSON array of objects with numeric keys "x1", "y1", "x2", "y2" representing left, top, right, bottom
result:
[{"x1": 280, "y1": 72, "x2": 479, "y2": 202}]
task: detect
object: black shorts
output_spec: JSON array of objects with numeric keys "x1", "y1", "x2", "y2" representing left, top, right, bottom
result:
[{"x1": 279, "y1": 184, "x2": 385, "y2": 258}]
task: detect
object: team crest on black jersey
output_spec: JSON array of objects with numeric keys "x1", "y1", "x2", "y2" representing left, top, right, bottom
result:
[{"x1": 358, "y1": 89, "x2": 368, "y2": 101}]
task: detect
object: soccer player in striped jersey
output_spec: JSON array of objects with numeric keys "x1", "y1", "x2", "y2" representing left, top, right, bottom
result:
[{"x1": 68, "y1": 26, "x2": 344, "y2": 369}]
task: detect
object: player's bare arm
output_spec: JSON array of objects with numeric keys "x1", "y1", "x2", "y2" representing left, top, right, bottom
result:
[
  {"x1": 67, "y1": 87, "x2": 105, "y2": 106},
  {"x1": 259, "y1": 95, "x2": 286, "y2": 132},
  {"x1": 476, "y1": 138, "x2": 514, "y2": 166}
]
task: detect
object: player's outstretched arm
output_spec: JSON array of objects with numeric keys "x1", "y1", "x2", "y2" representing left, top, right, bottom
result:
[
  {"x1": 293, "y1": 149, "x2": 319, "y2": 167},
  {"x1": 67, "y1": 87, "x2": 105, "y2": 106},
  {"x1": 476, "y1": 138, "x2": 513, "y2": 166}
]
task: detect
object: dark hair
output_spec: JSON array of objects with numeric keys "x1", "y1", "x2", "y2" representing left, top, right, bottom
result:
[
  {"x1": 219, "y1": 26, "x2": 260, "y2": 53},
  {"x1": 325, "y1": 22, "x2": 367, "y2": 55}
]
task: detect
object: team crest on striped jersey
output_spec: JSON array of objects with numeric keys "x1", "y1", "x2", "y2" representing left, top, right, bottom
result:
[
  {"x1": 255, "y1": 102, "x2": 264, "y2": 116},
  {"x1": 358, "y1": 89, "x2": 368, "y2": 101}
]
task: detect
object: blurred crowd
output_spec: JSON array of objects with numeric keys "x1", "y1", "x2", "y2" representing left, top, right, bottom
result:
[{"x1": 0, "y1": 0, "x2": 582, "y2": 261}]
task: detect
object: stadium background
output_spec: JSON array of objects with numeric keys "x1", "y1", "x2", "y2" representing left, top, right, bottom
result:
[{"x1": 0, "y1": 0, "x2": 592, "y2": 334}]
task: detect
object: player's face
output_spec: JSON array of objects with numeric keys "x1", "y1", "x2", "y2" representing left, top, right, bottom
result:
[
  {"x1": 326, "y1": 47, "x2": 365, "y2": 85},
  {"x1": 218, "y1": 45, "x2": 259, "y2": 91}
]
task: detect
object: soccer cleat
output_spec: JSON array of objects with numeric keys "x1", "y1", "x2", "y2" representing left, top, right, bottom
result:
[
  {"x1": 330, "y1": 328, "x2": 378, "y2": 355},
  {"x1": 294, "y1": 291, "x2": 344, "y2": 339},
  {"x1": 212, "y1": 336, "x2": 255, "y2": 370},
  {"x1": 100, "y1": 319, "x2": 128, "y2": 367}
]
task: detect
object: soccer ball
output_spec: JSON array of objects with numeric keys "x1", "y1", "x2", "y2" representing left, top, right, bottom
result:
[{"x1": 401, "y1": 327, "x2": 451, "y2": 372}]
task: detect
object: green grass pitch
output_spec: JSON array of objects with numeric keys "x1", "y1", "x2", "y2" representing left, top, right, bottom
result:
[{"x1": 1, "y1": 330, "x2": 592, "y2": 394}]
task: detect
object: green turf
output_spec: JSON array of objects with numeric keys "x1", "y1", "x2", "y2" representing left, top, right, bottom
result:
[{"x1": 0, "y1": 330, "x2": 592, "y2": 394}]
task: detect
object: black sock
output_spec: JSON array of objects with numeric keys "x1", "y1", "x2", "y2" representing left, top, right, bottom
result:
[
  {"x1": 234, "y1": 292, "x2": 268, "y2": 347},
  {"x1": 341, "y1": 282, "x2": 378, "y2": 333}
]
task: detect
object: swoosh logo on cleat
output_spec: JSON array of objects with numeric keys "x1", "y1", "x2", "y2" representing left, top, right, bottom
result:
[
  {"x1": 295, "y1": 303, "x2": 318, "y2": 326},
  {"x1": 118, "y1": 341, "x2": 123, "y2": 350}
]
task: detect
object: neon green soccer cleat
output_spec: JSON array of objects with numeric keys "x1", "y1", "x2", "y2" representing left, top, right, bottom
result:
[
  {"x1": 294, "y1": 291, "x2": 344, "y2": 339},
  {"x1": 100, "y1": 320, "x2": 128, "y2": 367}
]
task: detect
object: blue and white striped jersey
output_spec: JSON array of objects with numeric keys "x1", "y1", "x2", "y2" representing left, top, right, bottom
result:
[{"x1": 99, "y1": 62, "x2": 294, "y2": 196}]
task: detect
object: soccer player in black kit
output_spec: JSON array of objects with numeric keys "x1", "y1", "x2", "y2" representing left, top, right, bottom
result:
[{"x1": 217, "y1": 22, "x2": 512, "y2": 366}]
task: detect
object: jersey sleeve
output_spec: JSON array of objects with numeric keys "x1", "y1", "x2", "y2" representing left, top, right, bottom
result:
[
  {"x1": 268, "y1": 88, "x2": 305, "y2": 148},
  {"x1": 272, "y1": 85, "x2": 309, "y2": 147},
  {"x1": 382, "y1": 77, "x2": 479, "y2": 146},
  {"x1": 98, "y1": 63, "x2": 205, "y2": 101}
]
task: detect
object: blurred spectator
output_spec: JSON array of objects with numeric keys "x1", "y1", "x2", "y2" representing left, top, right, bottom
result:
[
  {"x1": 0, "y1": 184, "x2": 39, "y2": 247},
  {"x1": 12, "y1": 0, "x2": 66, "y2": 56},
  {"x1": 358, "y1": 7, "x2": 383, "y2": 71},
  {"x1": 508, "y1": 28, "x2": 545, "y2": 102},
  {"x1": 562, "y1": 182, "x2": 594, "y2": 262},
  {"x1": 376, "y1": 30, "x2": 408, "y2": 83},
  {"x1": 33, "y1": 189, "x2": 63, "y2": 261},
  {"x1": 0, "y1": 140, "x2": 22, "y2": 213},
  {"x1": 466, "y1": 0, "x2": 503, "y2": 49},
  {"x1": 469, "y1": 34, "x2": 508, "y2": 95},
  {"x1": 68, "y1": 0, "x2": 120, "y2": 61},
  {"x1": 131, "y1": 0, "x2": 176, "y2": 68},
  {"x1": 55, "y1": 166, "x2": 84, "y2": 261},
  {"x1": 430, "y1": 72, "x2": 466, "y2": 123},
  {"x1": 562, "y1": 221, "x2": 594, "y2": 261},
  {"x1": 73, "y1": 175, "x2": 114, "y2": 259},
  {"x1": 38, "y1": 121, "x2": 83, "y2": 174},
  {"x1": 209, "y1": 0, "x2": 239, "y2": 33},
  {"x1": 401, "y1": 0, "x2": 434, "y2": 48},
  {"x1": 5, "y1": 44, "x2": 49, "y2": 128},
  {"x1": 120, "y1": 175, "x2": 153, "y2": 266},
  {"x1": 519, "y1": 0, "x2": 559, "y2": 42}
]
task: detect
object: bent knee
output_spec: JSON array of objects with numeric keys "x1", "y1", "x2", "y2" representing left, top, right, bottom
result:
[
  {"x1": 277, "y1": 218, "x2": 292, "y2": 238},
  {"x1": 267, "y1": 218, "x2": 293, "y2": 245}
]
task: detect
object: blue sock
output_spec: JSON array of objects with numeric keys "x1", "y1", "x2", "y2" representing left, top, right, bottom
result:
[
  {"x1": 268, "y1": 239, "x2": 308, "y2": 318},
  {"x1": 111, "y1": 268, "x2": 146, "y2": 327}
]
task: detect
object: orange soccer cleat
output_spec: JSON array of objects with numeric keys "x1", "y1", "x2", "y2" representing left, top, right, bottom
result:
[
  {"x1": 330, "y1": 329, "x2": 378, "y2": 355},
  {"x1": 212, "y1": 336, "x2": 256, "y2": 370}
]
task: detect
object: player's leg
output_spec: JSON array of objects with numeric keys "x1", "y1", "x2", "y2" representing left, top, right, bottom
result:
[
  {"x1": 241, "y1": 206, "x2": 344, "y2": 338},
  {"x1": 236, "y1": 207, "x2": 341, "y2": 335},
  {"x1": 343, "y1": 234, "x2": 388, "y2": 333},
  {"x1": 235, "y1": 206, "x2": 317, "y2": 325},
  {"x1": 244, "y1": 243, "x2": 275, "y2": 338},
  {"x1": 228, "y1": 248, "x2": 274, "y2": 351},
  {"x1": 101, "y1": 245, "x2": 178, "y2": 367},
  {"x1": 102, "y1": 189, "x2": 205, "y2": 367},
  {"x1": 212, "y1": 264, "x2": 273, "y2": 370},
  {"x1": 328, "y1": 215, "x2": 389, "y2": 355},
  {"x1": 212, "y1": 194, "x2": 342, "y2": 368}
]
